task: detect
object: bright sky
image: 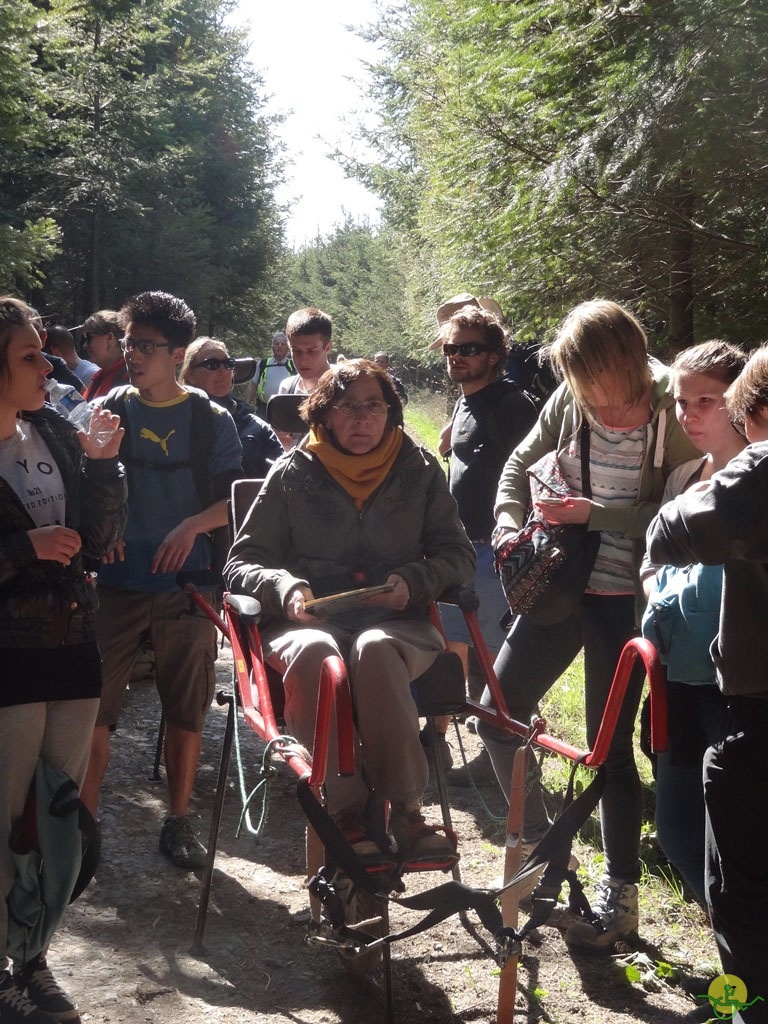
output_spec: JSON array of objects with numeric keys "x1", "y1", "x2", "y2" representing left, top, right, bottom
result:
[{"x1": 234, "y1": 0, "x2": 383, "y2": 250}]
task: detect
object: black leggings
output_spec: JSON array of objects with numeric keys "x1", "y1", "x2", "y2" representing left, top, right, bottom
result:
[{"x1": 478, "y1": 593, "x2": 645, "y2": 882}]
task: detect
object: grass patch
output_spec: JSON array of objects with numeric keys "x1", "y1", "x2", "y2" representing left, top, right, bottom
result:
[
  {"x1": 407, "y1": 387, "x2": 659, "y2": 835},
  {"x1": 403, "y1": 386, "x2": 452, "y2": 455}
]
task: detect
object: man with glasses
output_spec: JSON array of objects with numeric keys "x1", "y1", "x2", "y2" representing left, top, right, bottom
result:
[
  {"x1": 77, "y1": 311, "x2": 129, "y2": 400},
  {"x1": 431, "y1": 301, "x2": 538, "y2": 777},
  {"x1": 81, "y1": 291, "x2": 243, "y2": 870}
]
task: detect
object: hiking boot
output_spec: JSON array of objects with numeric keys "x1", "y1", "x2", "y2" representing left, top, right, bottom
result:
[
  {"x1": 418, "y1": 727, "x2": 453, "y2": 770},
  {"x1": 389, "y1": 805, "x2": 459, "y2": 871},
  {"x1": 13, "y1": 955, "x2": 78, "y2": 1022},
  {"x1": 564, "y1": 876, "x2": 639, "y2": 950},
  {"x1": 0, "y1": 971, "x2": 56, "y2": 1024},
  {"x1": 332, "y1": 811, "x2": 397, "y2": 874},
  {"x1": 159, "y1": 814, "x2": 207, "y2": 869}
]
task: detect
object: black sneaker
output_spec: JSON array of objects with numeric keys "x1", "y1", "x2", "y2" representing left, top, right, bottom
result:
[
  {"x1": 159, "y1": 814, "x2": 206, "y2": 869},
  {"x1": 0, "y1": 970, "x2": 57, "y2": 1024}
]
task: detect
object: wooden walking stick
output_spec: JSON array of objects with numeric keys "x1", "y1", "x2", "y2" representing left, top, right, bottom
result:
[{"x1": 497, "y1": 741, "x2": 529, "y2": 1023}]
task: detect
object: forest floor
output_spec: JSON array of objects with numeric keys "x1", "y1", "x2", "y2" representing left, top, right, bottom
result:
[{"x1": 53, "y1": 643, "x2": 723, "y2": 1024}]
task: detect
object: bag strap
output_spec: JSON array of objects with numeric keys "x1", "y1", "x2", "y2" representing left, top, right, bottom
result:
[{"x1": 580, "y1": 421, "x2": 592, "y2": 500}]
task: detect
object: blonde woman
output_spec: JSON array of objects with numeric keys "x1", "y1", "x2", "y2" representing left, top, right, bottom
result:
[{"x1": 481, "y1": 299, "x2": 699, "y2": 948}]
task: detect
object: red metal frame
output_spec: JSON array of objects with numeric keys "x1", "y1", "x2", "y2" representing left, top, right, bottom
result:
[
  {"x1": 221, "y1": 598, "x2": 356, "y2": 787},
  {"x1": 457, "y1": 606, "x2": 668, "y2": 765},
  {"x1": 184, "y1": 579, "x2": 668, "y2": 794}
]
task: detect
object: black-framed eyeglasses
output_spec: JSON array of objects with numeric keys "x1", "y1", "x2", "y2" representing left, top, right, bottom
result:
[
  {"x1": 191, "y1": 357, "x2": 236, "y2": 372},
  {"x1": 442, "y1": 342, "x2": 488, "y2": 358},
  {"x1": 120, "y1": 338, "x2": 174, "y2": 356},
  {"x1": 332, "y1": 399, "x2": 390, "y2": 419}
]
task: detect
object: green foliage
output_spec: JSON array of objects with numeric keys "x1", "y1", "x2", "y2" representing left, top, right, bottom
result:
[
  {"x1": 359, "y1": 0, "x2": 768, "y2": 351},
  {"x1": 0, "y1": 0, "x2": 284, "y2": 335},
  {"x1": 403, "y1": 388, "x2": 446, "y2": 455},
  {"x1": 283, "y1": 218, "x2": 414, "y2": 362},
  {"x1": 0, "y1": 220, "x2": 61, "y2": 294}
]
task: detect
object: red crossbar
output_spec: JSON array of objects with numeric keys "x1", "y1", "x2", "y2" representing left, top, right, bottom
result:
[{"x1": 459, "y1": 608, "x2": 667, "y2": 766}]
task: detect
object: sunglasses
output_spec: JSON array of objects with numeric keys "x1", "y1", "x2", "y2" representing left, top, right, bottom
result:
[
  {"x1": 442, "y1": 342, "x2": 488, "y2": 358},
  {"x1": 191, "y1": 357, "x2": 236, "y2": 372}
]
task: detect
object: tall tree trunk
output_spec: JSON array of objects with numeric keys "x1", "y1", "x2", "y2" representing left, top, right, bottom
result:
[{"x1": 667, "y1": 181, "x2": 695, "y2": 352}]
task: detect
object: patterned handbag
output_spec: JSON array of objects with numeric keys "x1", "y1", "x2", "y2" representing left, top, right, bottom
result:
[{"x1": 494, "y1": 425, "x2": 600, "y2": 626}]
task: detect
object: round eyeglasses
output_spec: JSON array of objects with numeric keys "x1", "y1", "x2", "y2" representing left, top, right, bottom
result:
[{"x1": 332, "y1": 399, "x2": 389, "y2": 419}]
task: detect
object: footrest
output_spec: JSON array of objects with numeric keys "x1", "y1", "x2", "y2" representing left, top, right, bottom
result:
[{"x1": 305, "y1": 919, "x2": 381, "y2": 956}]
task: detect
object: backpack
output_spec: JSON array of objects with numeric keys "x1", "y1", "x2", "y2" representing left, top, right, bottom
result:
[
  {"x1": 641, "y1": 562, "x2": 723, "y2": 684},
  {"x1": 482, "y1": 378, "x2": 540, "y2": 461},
  {"x1": 254, "y1": 356, "x2": 295, "y2": 404},
  {"x1": 101, "y1": 385, "x2": 228, "y2": 578},
  {"x1": 504, "y1": 342, "x2": 557, "y2": 410},
  {"x1": 7, "y1": 760, "x2": 100, "y2": 965}
]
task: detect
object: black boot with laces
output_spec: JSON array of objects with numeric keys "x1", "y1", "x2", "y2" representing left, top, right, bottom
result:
[{"x1": 12, "y1": 955, "x2": 79, "y2": 1022}]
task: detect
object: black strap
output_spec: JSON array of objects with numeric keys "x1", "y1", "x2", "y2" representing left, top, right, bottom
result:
[
  {"x1": 297, "y1": 777, "x2": 389, "y2": 896},
  {"x1": 580, "y1": 420, "x2": 592, "y2": 500},
  {"x1": 297, "y1": 758, "x2": 606, "y2": 953}
]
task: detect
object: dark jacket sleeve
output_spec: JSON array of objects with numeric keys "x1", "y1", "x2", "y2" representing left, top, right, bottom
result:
[
  {"x1": 391, "y1": 453, "x2": 476, "y2": 606},
  {"x1": 78, "y1": 456, "x2": 128, "y2": 559},
  {"x1": 647, "y1": 445, "x2": 768, "y2": 567}
]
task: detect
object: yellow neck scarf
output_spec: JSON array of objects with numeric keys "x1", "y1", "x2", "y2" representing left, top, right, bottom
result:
[{"x1": 306, "y1": 424, "x2": 404, "y2": 509}]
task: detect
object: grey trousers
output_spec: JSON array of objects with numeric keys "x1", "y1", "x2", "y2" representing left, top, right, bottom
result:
[
  {"x1": 261, "y1": 617, "x2": 444, "y2": 815},
  {"x1": 0, "y1": 699, "x2": 99, "y2": 973}
]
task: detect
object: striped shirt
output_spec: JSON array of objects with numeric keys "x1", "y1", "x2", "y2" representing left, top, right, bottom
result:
[{"x1": 560, "y1": 419, "x2": 645, "y2": 593}]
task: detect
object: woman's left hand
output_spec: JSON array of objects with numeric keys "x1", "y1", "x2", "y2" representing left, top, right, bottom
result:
[
  {"x1": 535, "y1": 496, "x2": 592, "y2": 525},
  {"x1": 78, "y1": 407, "x2": 124, "y2": 459},
  {"x1": 363, "y1": 573, "x2": 410, "y2": 611}
]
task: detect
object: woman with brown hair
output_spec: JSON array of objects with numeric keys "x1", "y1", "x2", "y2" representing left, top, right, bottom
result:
[
  {"x1": 225, "y1": 358, "x2": 475, "y2": 871},
  {"x1": 0, "y1": 296, "x2": 125, "y2": 1023}
]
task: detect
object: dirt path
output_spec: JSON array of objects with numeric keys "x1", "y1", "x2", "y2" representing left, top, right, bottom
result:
[{"x1": 54, "y1": 645, "x2": 720, "y2": 1024}]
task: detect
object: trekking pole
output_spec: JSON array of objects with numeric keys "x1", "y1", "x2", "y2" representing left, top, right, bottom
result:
[{"x1": 497, "y1": 739, "x2": 529, "y2": 1023}]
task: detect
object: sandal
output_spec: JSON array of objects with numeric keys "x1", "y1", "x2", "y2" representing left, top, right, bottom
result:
[
  {"x1": 389, "y1": 806, "x2": 459, "y2": 872},
  {"x1": 333, "y1": 811, "x2": 397, "y2": 875}
]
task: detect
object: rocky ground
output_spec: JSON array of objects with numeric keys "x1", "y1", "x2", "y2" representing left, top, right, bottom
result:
[{"x1": 53, "y1": 642, "x2": 722, "y2": 1024}]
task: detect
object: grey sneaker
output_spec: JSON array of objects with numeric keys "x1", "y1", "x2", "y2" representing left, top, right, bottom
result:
[
  {"x1": 159, "y1": 814, "x2": 207, "y2": 869},
  {"x1": 13, "y1": 955, "x2": 78, "y2": 1022},
  {"x1": 564, "y1": 876, "x2": 639, "y2": 950},
  {"x1": 0, "y1": 971, "x2": 55, "y2": 1024}
]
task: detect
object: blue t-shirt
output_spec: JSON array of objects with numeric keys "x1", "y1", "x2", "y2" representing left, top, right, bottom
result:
[{"x1": 98, "y1": 388, "x2": 242, "y2": 592}]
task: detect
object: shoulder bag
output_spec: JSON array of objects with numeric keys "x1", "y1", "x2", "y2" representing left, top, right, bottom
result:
[{"x1": 494, "y1": 424, "x2": 600, "y2": 626}]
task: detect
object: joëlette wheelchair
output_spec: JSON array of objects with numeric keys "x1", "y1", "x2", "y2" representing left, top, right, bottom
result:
[{"x1": 176, "y1": 469, "x2": 668, "y2": 1024}]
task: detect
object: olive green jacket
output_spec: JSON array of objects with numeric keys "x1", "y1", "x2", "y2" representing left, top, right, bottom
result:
[{"x1": 494, "y1": 359, "x2": 700, "y2": 620}]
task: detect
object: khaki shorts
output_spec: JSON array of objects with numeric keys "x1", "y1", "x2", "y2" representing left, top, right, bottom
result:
[{"x1": 95, "y1": 587, "x2": 216, "y2": 731}]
